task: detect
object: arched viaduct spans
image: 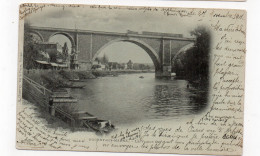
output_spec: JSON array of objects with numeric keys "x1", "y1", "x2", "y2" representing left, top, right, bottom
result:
[{"x1": 28, "y1": 26, "x2": 195, "y2": 78}]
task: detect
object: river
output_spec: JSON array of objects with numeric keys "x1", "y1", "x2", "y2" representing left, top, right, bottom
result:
[{"x1": 70, "y1": 73, "x2": 208, "y2": 127}]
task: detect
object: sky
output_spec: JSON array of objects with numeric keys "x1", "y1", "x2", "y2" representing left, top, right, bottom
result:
[
  {"x1": 26, "y1": 5, "x2": 195, "y2": 64},
  {"x1": 98, "y1": 42, "x2": 153, "y2": 64}
]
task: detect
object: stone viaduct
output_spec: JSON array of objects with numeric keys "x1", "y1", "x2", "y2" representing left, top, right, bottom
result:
[{"x1": 28, "y1": 26, "x2": 194, "y2": 78}]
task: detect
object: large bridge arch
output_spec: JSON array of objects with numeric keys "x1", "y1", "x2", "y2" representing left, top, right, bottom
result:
[{"x1": 92, "y1": 38, "x2": 161, "y2": 70}]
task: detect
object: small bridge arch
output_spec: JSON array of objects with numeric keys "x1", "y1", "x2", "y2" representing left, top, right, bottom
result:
[
  {"x1": 47, "y1": 32, "x2": 76, "y2": 48},
  {"x1": 29, "y1": 30, "x2": 44, "y2": 42}
]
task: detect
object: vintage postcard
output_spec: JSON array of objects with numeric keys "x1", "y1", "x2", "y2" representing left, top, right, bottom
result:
[
  {"x1": 165, "y1": 0, "x2": 246, "y2": 1},
  {"x1": 17, "y1": 3, "x2": 246, "y2": 155},
  {"x1": 179, "y1": 0, "x2": 245, "y2": 1}
]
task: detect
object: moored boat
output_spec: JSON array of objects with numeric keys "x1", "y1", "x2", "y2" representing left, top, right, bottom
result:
[
  {"x1": 72, "y1": 111, "x2": 115, "y2": 133},
  {"x1": 83, "y1": 119, "x2": 115, "y2": 133}
]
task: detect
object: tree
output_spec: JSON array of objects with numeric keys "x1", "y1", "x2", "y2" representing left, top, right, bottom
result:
[
  {"x1": 188, "y1": 26, "x2": 210, "y2": 81},
  {"x1": 62, "y1": 42, "x2": 69, "y2": 61},
  {"x1": 174, "y1": 26, "x2": 211, "y2": 81},
  {"x1": 94, "y1": 57, "x2": 100, "y2": 64},
  {"x1": 23, "y1": 23, "x2": 39, "y2": 69},
  {"x1": 102, "y1": 54, "x2": 109, "y2": 64}
]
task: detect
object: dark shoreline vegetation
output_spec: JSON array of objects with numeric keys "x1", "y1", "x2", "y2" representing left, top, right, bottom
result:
[{"x1": 173, "y1": 26, "x2": 211, "y2": 89}]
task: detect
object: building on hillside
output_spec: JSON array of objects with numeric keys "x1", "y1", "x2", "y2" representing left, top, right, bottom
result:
[
  {"x1": 37, "y1": 42, "x2": 63, "y2": 63},
  {"x1": 34, "y1": 42, "x2": 69, "y2": 70},
  {"x1": 37, "y1": 42, "x2": 62, "y2": 53}
]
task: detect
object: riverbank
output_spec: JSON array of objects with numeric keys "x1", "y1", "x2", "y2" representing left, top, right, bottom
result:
[
  {"x1": 24, "y1": 69, "x2": 154, "y2": 90},
  {"x1": 22, "y1": 72, "x2": 116, "y2": 133},
  {"x1": 92, "y1": 70, "x2": 154, "y2": 77},
  {"x1": 24, "y1": 70, "x2": 92, "y2": 90}
]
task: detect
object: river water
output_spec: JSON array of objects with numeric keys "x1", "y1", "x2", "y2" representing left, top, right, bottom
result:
[{"x1": 70, "y1": 73, "x2": 208, "y2": 127}]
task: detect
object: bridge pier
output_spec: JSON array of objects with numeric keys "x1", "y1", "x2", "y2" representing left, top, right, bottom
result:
[
  {"x1": 155, "y1": 65, "x2": 172, "y2": 79},
  {"x1": 155, "y1": 39, "x2": 172, "y2": 79}
]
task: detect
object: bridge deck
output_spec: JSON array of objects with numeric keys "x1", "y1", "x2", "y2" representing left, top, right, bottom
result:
[{"x1": 29, "y1": 26, "x2": 195, "y2": 41}]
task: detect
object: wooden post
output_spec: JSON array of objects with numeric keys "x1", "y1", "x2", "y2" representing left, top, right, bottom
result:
[
  {"x1": 50, "y1": 106, "x2": 56, "y2": 116},
  {"x1": 49, "y1": 98, "x2": 55, "y2": 116},
  {"x1": 71, "y1": 119, "x2": 76, "y2": 127},
  {"x1": 90, "y1": 33, "x2": 93, "y2": 61}
]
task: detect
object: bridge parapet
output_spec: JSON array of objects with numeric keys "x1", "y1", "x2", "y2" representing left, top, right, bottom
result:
[{"x1": 29, "y1": 26, "x2": 195, "y2": 41}]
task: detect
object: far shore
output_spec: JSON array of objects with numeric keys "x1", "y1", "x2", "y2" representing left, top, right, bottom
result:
[{"x1": 23, "y1": 69, "x2": 155, "y2": 90}]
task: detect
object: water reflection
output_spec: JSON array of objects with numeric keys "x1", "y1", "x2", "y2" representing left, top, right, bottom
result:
[
  {"x1": 70, "y1": 73, "x2": 208, "y2": 126},
  {"x1": 142, "y1": 79, "x2": 208, "y2": 121}
]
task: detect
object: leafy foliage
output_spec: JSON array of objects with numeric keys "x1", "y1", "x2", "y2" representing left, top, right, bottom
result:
[
  {"x1": 174, "y1": 26, "x2": 211, "y2": 81},
  {"x1": 62, "y1": 42, "x2": 69, "y2": 61},
  {"x1": 23, "y1": 23, "x2": 71, "y2": 69},
  {"x1": 23, "y1": 23, "x2": 39, "y2": 69}
]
